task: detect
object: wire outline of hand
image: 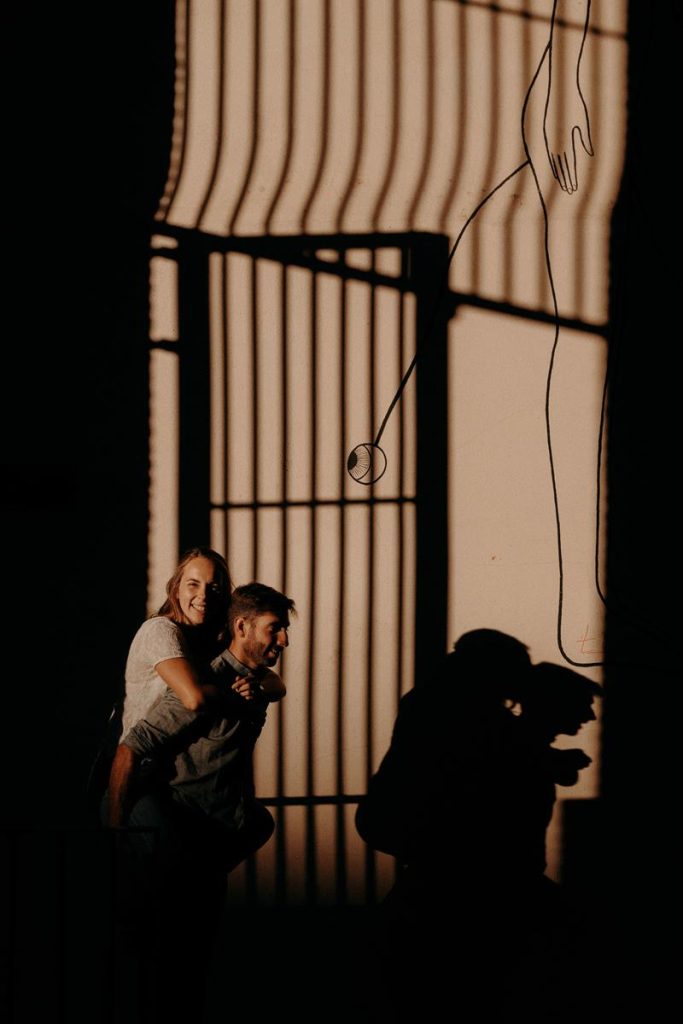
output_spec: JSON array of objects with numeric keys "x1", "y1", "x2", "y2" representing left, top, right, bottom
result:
[
  {"x1": 543, "y1": 0, "x2": 594, "y2": 194},
  {"x1": 544, "y1": 87, "x2": 594, "y2": 194}
]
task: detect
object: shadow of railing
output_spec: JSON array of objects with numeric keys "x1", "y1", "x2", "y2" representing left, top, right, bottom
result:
[{"x1": 1, "y1": 827, "x2": 158, "y2": 1024}]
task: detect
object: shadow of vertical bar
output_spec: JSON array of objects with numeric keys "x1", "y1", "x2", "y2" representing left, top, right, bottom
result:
[
  {"x1": 395, "y1": 264, "x2": 407, "y2": 888},
  {"x1": 397, "y1": 253, "x2": 406, "y2": 712},
  {"x1": 160, "y1": 0, "x2": 191, "y2": 223},
  {"x1": 300, "y1": 0, "x2": 330, "y2": 234},
  {"x1": 105, "y1": 830, "x2": 117, "y2": 1024},
  {"x1": 276, "y1": 262, "x2": 288, "y2": 904},
  {"x1": 246, "y1": 253, "x2": 259, "y2": 904},
  {"x1": 371, "y1": 0, "x2": 401, "y2": 232},
  {"x1": 577, "y1": 15, "x2": 603, "y2": 605},
  {"x1": 178, "y1": 238, "x2": 211, "y2": 553},
  {"x1": 573, "y1": 11, "x2": 599, "y2": 315},
  {"x1": 56, "y1": 832, "x2": 67, "y2": 1024},
  {"x1": 196, "y1": 0, "x2": 226, "y2": 229},
  {"x1": 3, "y1": 833, "x2": 18, "y2": 1022},
  {"x1": 407, "y1": 0, "x2": 435, "y2": 228},
  {"x1": 150, "y1": 827, "x2": 161, "y2": 1023},
  {"x1": 228, "y1": 0, "x2": 261, "y2": 236},
  {"x1": 503, "y1": 0, "x2": 532, "y2": 300},
  {"x1": 439, "y1": 0, "x2": 468, "y2": 232},
  {"x1": 363, "y1": 253, "x2": 377, "y2": 905},
  {"x1": 222, "y1": 254, "x2": 229, "y2": 558},
  {"x1": 540, "y1": 12, "x2": 564, "y2": 307},
  {"x1": 305, "y1": 271, "x2": 318, "y2": 906},
  {"x1": 337, "y1": 257, "x2": 348, "y2": 907},
  {"x1": 471, "y1": 5, "x2": 502, "y2": 295},
  {"x1": 264, "y1": 0, "x2": 296, "y2": 234},
  {"x1": 414, "y1": 236, "x2": 450, "y2": 679},
  {"x1": 251, "y1": 254, "x2": 259, "y2": 582},
  {"x1": 336, "y1": 0, "x2": 365, "y2": 232}
]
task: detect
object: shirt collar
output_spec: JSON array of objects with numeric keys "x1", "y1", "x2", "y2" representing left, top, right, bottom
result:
[{"x1": 222, "y1": 647, "x2": 254, "y2": 678}]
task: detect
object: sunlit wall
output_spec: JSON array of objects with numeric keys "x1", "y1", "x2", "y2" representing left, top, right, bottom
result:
[{"x1": 147, "y1": 0, "x2": 626, "y2": 901}]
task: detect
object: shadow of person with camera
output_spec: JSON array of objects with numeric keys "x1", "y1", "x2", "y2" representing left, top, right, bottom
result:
[{"x1": 355, "y1": 630, "x2": 602, "y2": 1022}]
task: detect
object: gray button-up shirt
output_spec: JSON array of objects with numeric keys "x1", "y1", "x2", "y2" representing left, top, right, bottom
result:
[{"x1": 124, "y1": 649, "x2": 269, "y2": 830}]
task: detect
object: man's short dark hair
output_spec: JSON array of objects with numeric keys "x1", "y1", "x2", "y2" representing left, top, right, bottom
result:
[{"x1": 228, "y1": 582, "x2": 296, "y2": 633}]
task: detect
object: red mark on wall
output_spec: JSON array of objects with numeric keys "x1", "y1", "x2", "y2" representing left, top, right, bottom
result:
[{"x1": 577, "y1": 624, "x2": 604, "y2": 656}]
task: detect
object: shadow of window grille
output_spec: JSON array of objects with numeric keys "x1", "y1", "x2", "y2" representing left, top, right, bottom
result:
[
  {"x1": 1, "y1": 827, "x2": 160, "y2": 1024},
  {"x1": 149, "y1": 230, "x2": 451, "y2": 908},
  {"x1": 147, "y1": 227, "x2": 608, "y2": 907}
]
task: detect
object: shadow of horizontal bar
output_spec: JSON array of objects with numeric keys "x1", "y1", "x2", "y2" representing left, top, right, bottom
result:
[
  {"x1": 153, "y1": 224, "x2": 433, "y2": 254},
  {"x1": 150, "y1": 227, "x2": 608, "y2": 338},
  {"x1": 157, "y1": 288, "x2": 606, "y2": 341},
  {"x1": 211, "y1": 496, "x2": 417, "y2": 510},
  {"x1": 259, "y1": 795, "x2": 364, "y2": 807},
  {"x1": 150, "y1": 247, "x2": 180, "y2": 259},
  {"x1": 0, "y1": 827, "x2": 158, "y2": 835},
  {"x1": 452, "y1": 292, "x2": 609, "y2": 336},
  {"x1": 150, "y1": 340, "x2": 180, "y2": 351},
  {"x1": 447, "y1": 0, "x2": 625, "y2": 40}
]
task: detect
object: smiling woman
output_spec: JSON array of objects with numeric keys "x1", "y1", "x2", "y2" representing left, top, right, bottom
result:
[
  {"x1": 157, "y1": 546, "x2": 232, "y2": 628},
  {"x1": 174, "y1": 556, "x2": 225, "y2": 627},
  {"x1": 120, "y1": 546, "x2": 238, "y2": 735},
  {"x1": 114, "y1": 551, "x2": 284, "y2": 750}
]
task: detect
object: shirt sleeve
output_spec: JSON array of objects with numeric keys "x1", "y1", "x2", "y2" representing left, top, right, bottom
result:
[
  {"x1": 140, "y1": 616, "x2": 189, "y2": 669},
  {"x1": 123, "y1": 689, "x2": 202, "y2": 757}
]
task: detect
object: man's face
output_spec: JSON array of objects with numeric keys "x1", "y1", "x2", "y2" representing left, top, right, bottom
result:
[
  {"x1": 239, "y1": 611, "x2": 290, "y2": 670},
  {"x1": 177, "y1": 557, "x2": 223, "y2": 626}
]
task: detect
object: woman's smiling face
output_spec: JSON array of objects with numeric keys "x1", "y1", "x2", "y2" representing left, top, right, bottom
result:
[{"x1": 177, "y1": 556, "x2": 224, "y2": 626}]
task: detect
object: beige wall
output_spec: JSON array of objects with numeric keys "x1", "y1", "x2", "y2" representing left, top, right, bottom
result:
[{"x1": 148, "y1": 0, "x2": 627, "y2": 899}]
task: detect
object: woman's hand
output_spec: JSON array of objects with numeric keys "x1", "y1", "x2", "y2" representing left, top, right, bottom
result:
[
  {"x1": 230, "y1": 670, "x2": 286, "y2": 702},
  {"x1": 231, "y1": 676, "x2": 256, "y2": 701}
]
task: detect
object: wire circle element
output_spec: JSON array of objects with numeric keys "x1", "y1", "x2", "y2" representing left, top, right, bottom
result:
[{"x1": 346, "y1": 443, "x2": 388, "y2": 485}]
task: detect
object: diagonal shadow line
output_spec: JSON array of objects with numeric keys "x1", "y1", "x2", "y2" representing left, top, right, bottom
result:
[{"x1": 438, "y1": 0, "x2": 624, "y2": 40}]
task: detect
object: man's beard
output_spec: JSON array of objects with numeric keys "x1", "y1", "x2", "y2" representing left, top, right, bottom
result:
[{"x1": 243, "y1": 636, "x2": 278, "y2": 670}]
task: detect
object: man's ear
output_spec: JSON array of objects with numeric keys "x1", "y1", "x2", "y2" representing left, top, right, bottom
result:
[{"x1": 233, "y1": 615, "x2": 249, "y2": 638}]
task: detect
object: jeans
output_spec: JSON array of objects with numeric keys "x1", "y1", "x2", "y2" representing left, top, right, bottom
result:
[{"x1": 100, "y1": 788, "x2": 275, "y2": 1022}]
